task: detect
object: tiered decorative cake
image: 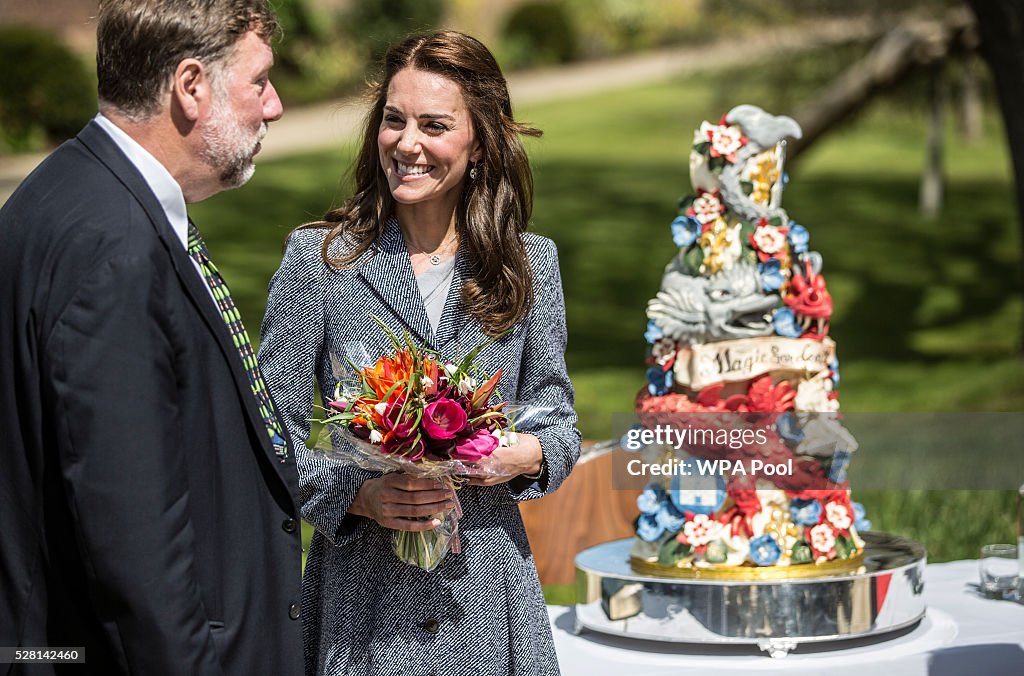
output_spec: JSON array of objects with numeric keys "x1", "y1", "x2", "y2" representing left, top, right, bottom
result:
[{"x1": 630, "y1": 105, "x2": 869, "y2": 578}]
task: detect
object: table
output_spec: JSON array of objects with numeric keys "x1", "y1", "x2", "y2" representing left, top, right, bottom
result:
[{"x1": 549, "y1": 560, "x2": 1024, "y2": 675}]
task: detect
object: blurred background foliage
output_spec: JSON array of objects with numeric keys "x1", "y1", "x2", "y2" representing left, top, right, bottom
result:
[
  {"x1": 0, "y1": 0, "x2": 1019, "y2": 568},
  {"x1": 0, "y1": 0, "x2": 973, "y2": 150},
  {"x1": 0, "y1": 25, "x2": 95, "y2": 153}
]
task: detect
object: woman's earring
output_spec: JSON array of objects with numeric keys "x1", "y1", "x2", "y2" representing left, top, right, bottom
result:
[{"x1": 469, "y1": 163, "x2": 478, "y2": 180}]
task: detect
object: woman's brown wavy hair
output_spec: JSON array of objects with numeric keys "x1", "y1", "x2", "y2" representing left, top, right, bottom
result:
[{"x1": 305, "y1": 30, "x2": 542, "y2": 337}]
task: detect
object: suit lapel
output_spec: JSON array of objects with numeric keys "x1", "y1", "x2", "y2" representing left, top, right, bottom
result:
[
  {"x1": 358, "y1": 217, "x2": 435, "y2": 347},
  {"x1": 76, "y1": 121, "x2": 297, "y2": 491}
]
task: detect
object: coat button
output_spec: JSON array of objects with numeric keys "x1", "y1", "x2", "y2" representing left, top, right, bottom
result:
[
  {"x1": 282, "y1": 518, "x2": 297, "y2": 533},
  {"x1": 419, "y1": 618, "x2": 440, "y2": 634},
  {"x1": 288, "y1": 603, "x2": 301, "y2": 620}
]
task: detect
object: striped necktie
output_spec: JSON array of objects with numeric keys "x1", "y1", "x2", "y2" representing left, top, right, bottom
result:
[{"x1": 187, "y1": 220, "x2": 287, "y2": 461}]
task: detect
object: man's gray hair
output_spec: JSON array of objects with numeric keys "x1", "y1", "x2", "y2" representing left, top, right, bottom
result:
[{"x1": 96, "y1": 0, "x2": 280, "y2": 119}]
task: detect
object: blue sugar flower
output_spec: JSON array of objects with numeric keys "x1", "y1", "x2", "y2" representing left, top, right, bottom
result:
[
  {"x1": 828, "y1": 357, "x2": 840, "y2": 389},
  {"x1": 788, "y1": 223, "x2": 810, "y2": 254},
  {"x1": 644, "y1": 319, "x2": 664, "y2": 344},
  {"x1": 773, "y1": 307, "x2": 802, "y2": 338},
  {"x1": 671, "y1": 215, "x2": 701, "y2": 249},
  {"x1": 749, "y1": 534, "x2": 782, "y2": 566},
  {"x1": 655, "y1": 502, "x2": 686, "y2": 533},
  {"x1": 636, "y1": 514, "x2": 665, "y2": 542},
  {"x1": 647, "y1": 366, "x2": 672, "y2": 396},
  {"x1": 790, "y1": 498, "x2": 822, "y2": 526},
  {"x1": 758, "y1": 258, "x2": 785, "y2": 292},
  {"x1": 776, "y1": 411, "x2": 805, "y2": 445},
  {"x1": 637, "y1": 484, "x2": 665, "y2": 515},
  {"x1": 852, "y1": 502, "x2": 872, "y2": 531}
]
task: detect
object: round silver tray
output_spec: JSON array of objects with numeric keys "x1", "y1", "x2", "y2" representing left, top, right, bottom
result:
[{"x1": 574, "y1": 532, "x2": 926, "y2": 657}]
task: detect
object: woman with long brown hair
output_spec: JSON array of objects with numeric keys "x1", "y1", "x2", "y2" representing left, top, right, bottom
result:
[{"x1": 258, "y1": 31, "x2": 580, "y2": 675}]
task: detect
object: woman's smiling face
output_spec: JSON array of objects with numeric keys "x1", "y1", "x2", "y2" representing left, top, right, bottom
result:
[{"x1": 378, "y1": 67, "x2": 481, "y2": 209}]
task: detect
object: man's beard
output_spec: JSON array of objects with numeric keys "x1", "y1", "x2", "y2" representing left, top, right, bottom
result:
[{"x1": 200, "y1": 95, "x2": 266, "y2": 189}]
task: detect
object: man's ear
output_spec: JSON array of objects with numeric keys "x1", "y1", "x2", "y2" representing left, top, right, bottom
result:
[{"x1": 171, "y1": 59, "x2": 209, "y2": 122}]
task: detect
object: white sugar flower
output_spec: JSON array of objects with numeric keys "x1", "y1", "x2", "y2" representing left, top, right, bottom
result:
[
  {"x1": 682, "y1": 514, "x2": 723, "y2": 547},
  {"x1": 825, "y1": 502, "x2": 852, "y2": 530},
  {"x1": 752, "y1": 224, "x2": 787, "y2": 254},
  {"x1": 809, "y1": 523, "x2": 836, "y2": 553}
]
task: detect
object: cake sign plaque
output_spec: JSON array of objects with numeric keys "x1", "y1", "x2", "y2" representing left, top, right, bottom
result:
[{"x1": 674, "y1": 336, "x2": 836, "y2": 389}]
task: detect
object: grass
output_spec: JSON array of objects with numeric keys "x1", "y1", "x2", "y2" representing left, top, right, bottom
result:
[{"x1": 190, "y1": 71, "x2": 1022, "y2": 582}]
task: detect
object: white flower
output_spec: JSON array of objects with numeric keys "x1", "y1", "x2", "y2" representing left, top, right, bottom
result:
[
  {"x1": 369, "y1": 429, "x2": 384, "y2": 444},
  {"x1": 752, "y1": 224, "x2": 786, "y2": 254},
  {"x1": 373, "y1": 401, "x2": 388, "y2": 416},
  {"x1": 690, "y1": 191, "x2": 724, "y2": 224},
  {"x1": 809, "y1": 523, "x2": 835, "y2": 552},
  {"x1": 699, "y1": 121, "x2": 746, "y2": 158},
  {"x1": 795, "y1": 378, "x2": 839, "y2": 413},
  {"x1": 457, "y1": 376, "x2": 477, "y2": 396},
  {"x1": 825, "y1": 502, "x2": 852, "y2": 530},
  {"x1": 421, "y1": 375, "x2": 434, "y2": 390},
  {"x1": 442, "y1": 363, "x2": 459, "y2": 378},
  {"x1": 682, "y1": 514, "x2": 723, "y2": 547},
  {"x1": 507, "y1": 431, "x2": 519, "y2": 447}
]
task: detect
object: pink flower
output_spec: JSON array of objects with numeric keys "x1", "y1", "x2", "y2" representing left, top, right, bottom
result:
[
  {"x1": 422, "y1": 398, "x2": 468, "y2": 440},
  {"x1": 451, "y1": 428, "x2": 499, "y2": 462},
  {"x1": 327, "y1": 398, "x2": 350, "y2": 413}
]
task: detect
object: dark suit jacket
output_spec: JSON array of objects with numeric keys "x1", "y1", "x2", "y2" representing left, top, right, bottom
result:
[{"x1": 0, "y1": 121, "x2": 304, "y2": 675}]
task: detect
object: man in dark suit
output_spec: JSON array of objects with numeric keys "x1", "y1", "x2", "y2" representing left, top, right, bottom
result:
[{"x1": 0, "y1": 1, "x2": 303, "y2": 673}]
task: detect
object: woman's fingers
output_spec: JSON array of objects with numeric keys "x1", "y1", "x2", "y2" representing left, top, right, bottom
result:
[{"x1": 379, "y1": 497, "x2": 453, "y2": 519}]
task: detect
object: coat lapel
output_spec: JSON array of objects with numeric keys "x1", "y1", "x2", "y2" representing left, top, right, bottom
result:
[
  {"x1": 358, "y1": 217, "x2": 435, "y2": 347},
  {"x1": 76, "y1": 121, "x2": 296, "y2": 490}
]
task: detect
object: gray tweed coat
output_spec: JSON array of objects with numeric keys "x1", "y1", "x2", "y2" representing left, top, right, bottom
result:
[{"x1": 258, "y1": 218, "x2": 580, "y2": 676}]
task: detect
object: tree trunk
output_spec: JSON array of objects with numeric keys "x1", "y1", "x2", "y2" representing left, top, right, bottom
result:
[
  {"x1": 788, "y1": 8, "x2": 975, "y2": 163},
  {"x1": 966, "y1": 0, "x2": 1024, "y2": 353},
  {"x1": 919, "y1": 61, "x2": 946, "y2": 219},
  {"x1": 958, "y1": 54, "x2": 983, "y2": 143}
]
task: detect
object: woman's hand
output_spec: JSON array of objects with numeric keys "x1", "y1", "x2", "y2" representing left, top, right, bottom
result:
[
  {"x1": 349, "y1": 474, "x2": 455, "y2": 531},
  {"x1": 466, "y1": 432, "x2": 544, "y2": 486}
]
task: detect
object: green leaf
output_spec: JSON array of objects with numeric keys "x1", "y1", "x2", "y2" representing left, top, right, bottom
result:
[
  {"x1": 681, "y1": 245, "x2": 704, "y2": 275},
  {"x1": 768, "y1": 216, "x2": 783, "y2": 227},
  {"x1": 740, "y1": 180, "x2": 754, "y2": 196},
  {"x1": 705, "y1": 540, "x2": 728, "y2": 563},
  {"x1": 370, "y1": 314, "x2": 403, "y2": 352},
  {"x1": 835, "y1": 534, "x2": 855, "y2": 560},
  {"x1": 678, "y1": 194, "x2": 695, "y2": 210},
  {"x1": 791, "y1": 540, "x2": 813, "y2": 564},
  {"x1": 694, "y1": 141, "x2": 711, "y2": 154},
  {"x1": 657, "y1": 537, "x2": 692, "y2": 566}
]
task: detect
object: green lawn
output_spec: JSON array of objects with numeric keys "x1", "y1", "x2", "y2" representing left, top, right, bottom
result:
[{"x1": 191, "y1": 72, "x2": 1022, "y2": 577}]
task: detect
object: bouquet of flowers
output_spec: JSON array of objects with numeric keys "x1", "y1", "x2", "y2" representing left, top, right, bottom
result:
[{"x1": 313, "y1": 318, "x2": 526, "y2": 570}]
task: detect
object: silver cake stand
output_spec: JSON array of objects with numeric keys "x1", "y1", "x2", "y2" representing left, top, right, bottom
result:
[{"x1": 574, "y1": 531, "x2": 926, "y2": 658}]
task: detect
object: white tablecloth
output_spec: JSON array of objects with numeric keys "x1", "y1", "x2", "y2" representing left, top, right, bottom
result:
[{"x1": 549, "y1": 560, "x2": 1024, "y2": 675}]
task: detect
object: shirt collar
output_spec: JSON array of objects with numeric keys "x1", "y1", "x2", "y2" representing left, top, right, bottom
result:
[{"x1": 93, "y1": 113, "x2": 190, "y2": 250}]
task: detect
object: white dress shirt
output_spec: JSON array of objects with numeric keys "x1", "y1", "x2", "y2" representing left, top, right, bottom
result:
[{"x1": 92, "y1": 113, "x2": 216, "y2": 304}]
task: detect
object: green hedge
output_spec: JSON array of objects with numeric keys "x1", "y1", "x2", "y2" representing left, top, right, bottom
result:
[{"x1": 0, "y1": 26, "x2": 94, "y2": 152}]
